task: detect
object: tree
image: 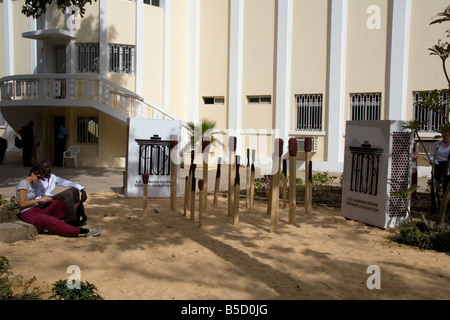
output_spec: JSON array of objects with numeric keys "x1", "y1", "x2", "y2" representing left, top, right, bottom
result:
[
  {"x1": 183, "y1": 118, "x2": 224, "y2": 154},
  {"x1": 22, "y1": 0, "x2": 97, "y2": 19},
  {"x1": 408, "y1": 6, "x2": 450, "y2": 226}
]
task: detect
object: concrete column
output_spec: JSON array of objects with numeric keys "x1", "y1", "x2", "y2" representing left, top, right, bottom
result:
[
  {"x1": 4, "y1": 0, "x2": 14, "y2": 76},
  {"x1": 99, "y1": 0, "x2": 108, "y2": 78},
  {"x1": 274, "y1": 0, "x2": 293, "y2": 146},
  {"x1": 187, "y1": 0, "x2": 200, "y2": 123},
  {"x1": 325, "y1": 0, "x2": 347, "y2": 172},
  {"x1": 228, "y1": 0, "x2": 244, "y2": 151},
  {"x1": 162, "y1": 0, "x2": 171, "y2": 111},
  {"x1": 386, "y1": 0, "x2": 411, "y2": 120}
]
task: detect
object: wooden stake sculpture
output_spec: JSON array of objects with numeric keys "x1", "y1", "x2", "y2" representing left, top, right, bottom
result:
[
  {"x1": 213, "y1": 157, "x2": 222, "y2": 205},
  {"x1": 184, "y1": 176, "x2": 189, "y2": 216},
  {"x1": 270, "y1": 138, "x2": 284, "y2": 233},
  {"x1": 233, "y1": 155, "x2": 240, "y2": 225},
  {"x1": 246, "y1": 148, "x2": 251, "y2": 208},
  {"x1": 228, "y1": 136, "x2": 237, "y2": 217},
  {"x1": 202, "y1": 138, "x2": 211, "y2": 210},
  {"x1": 288, "y1": 138, "x2": 298, "y2": 225},
  {"x1": 198, "y1": 179, "x2": 204, "y2": 227},
  {"x1": 186, "y1": 150, "x2": 195, "y2": 214},
  {"x1": 170, "y1": 135, "x2": 178, "y2": 211},
  {"x1": 190, "y1": 176, "x2": 196, "y2": 221},
  {"x1": 249, "y1": 149, "x2": 255, "y2": 211},
  {"x1": 142, "y1": 173, "x2": 149, "y2": 219},
  {"x1": 304, "y1": 137, "x2": 313, "y2": 215},
  {"x1": 282, "y1": 159, "x2": 288, "y2": 209}
]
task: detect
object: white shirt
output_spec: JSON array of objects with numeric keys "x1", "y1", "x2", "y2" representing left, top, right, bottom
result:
[
  {"x1": 430, "y1": 140, "x2": 450, "y2": 164},
  {"x1": 34, "y1": 173, "x2": 84, "y2": 198}
]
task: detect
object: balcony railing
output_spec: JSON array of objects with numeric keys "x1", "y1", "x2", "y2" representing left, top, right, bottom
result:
[{"x1": 0, "y1": 73, "x2": 190, "y2": 147}]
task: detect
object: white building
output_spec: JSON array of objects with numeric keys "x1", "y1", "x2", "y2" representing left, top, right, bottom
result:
[{"x1": 1, "y1": 0, "x2": 448, "y2": 175}]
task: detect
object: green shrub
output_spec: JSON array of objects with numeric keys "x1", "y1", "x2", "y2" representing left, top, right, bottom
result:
[
  {"x1": 49, "y1": 279, "x2": 104, "y2": 300},
  {"x1": 0, "y1": 256, "x2": 41, "y2": 300},
  {"x1": 396, "y1": 220, "x2": 450, "y2": 252}
]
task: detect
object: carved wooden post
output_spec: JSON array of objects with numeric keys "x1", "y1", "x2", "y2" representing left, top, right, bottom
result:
[
  {"x1": 246, "y1": 148, "x2": 251, "y2": 208},
  {"x1": 170, "y1": 136, "x2": 178, "y2": 211},
  {"x1": 213, "y1": 157, "x2": 221, "y2": 205},
  {"x1": 233, "y1": 155, "x2": 240, "y2": 226},
  {"x1": 184, "y1": 176, "x2": 189, "y2": 216},
  {"x1": 198, "y1": 179, "x2": 204, "y2": 228},
  {"x1": 249, "y1": 149, "x2": 255, "y2": 211},
  {"x1": 142, "y1": 173, "x2": 149, "y2": 219},
  {"x1": 228, "y1": 136, "x2": 236, "y2": 217},
  {"x1": 282, "y1": 159, "x2": 288, "y2": 209},
  {"x1": 304, "y1": 137, "x2": 313, "y2": 215},
  {"x1": 202, "y1": 138, "x2": 210, "y2": 210},
  {"x1": 186, "y1": 150, "x2": 195, "y2": 214},
  {"x1": 190, "y1": 176, "x2": 196, "y2": 221},
  {"x1": 288, "y1": 138, "x2": 298, "y2": 225},
  {"x1": 270, "y1": 138, "x2": 283, "y2": 233}
]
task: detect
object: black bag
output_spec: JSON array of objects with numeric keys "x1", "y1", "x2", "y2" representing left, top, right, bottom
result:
[
  {"x1": 14, "y1": 135, "x2": 23, "y2": 149},
  {"x1": 76, "y1": 202, "x2": 88, "y2": 226}
]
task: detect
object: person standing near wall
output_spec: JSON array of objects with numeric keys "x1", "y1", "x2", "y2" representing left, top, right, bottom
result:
[
  {"x1": 19, "y1": 121, "x2": 35, "y2": 167},
  {"x1": 429, "y1": 132, "x2": 450, "y2": 213},
  {"x1": 55, "y1": 123, "x2": 67, "y2": 166}
]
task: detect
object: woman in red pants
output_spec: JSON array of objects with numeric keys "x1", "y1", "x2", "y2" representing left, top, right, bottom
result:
[{"x1": 16, "y1": 165, "x2": 102, "y2": 237}]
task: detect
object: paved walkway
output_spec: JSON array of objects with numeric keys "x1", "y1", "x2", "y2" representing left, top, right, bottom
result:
[
  {"x1": 1, "y1": 150, "x2": 429, "y2": 201},
  {"x1": 0, "y1": 151, "x2": 262, "y2": 200}
]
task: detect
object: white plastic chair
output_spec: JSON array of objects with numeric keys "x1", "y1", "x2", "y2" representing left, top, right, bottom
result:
[{"x1": 63, "y1": 145, "x2": 80, "y2": 168}]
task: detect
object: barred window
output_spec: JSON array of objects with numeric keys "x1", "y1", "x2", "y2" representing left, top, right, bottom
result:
[
  {"x1": 144, "y1": 0, "x2": 160, "y2": 6},
  {"x1": 108, "y1": 44, "x2": 135, "y2": 74},
  {"x1": 295, "y1": 94, "x2": 323, "y2": 131},
  {"x1": 77, "y1": 116, "x2": 98, "y2": 144},
  {"x1": 413, "y1": 91, "x2": 449, "y2": 132},
  {"x1": 350, "y1": 93, "x2": 381, "y2": 121},
  {"x1": 76, "y1": 43, "x2": 99, "y2": 73},
  {"x1": 0, "y1": 111, "x2": 6, "y2": 128}
]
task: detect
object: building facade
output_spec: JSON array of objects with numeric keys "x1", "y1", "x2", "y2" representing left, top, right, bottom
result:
[{"x1": 0, "y1": 0, "x2": 448, "y2": 174}]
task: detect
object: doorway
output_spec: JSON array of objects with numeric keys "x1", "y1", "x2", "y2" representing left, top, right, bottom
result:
[
  {"x1": 55, "y1": 46, "x2": 66, "y2": 74},
  {"x1": 54, "y1": 116, "x2": 66, "y2": 166}
]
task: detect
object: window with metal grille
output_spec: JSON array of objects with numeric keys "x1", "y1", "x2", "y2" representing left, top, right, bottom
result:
[
  {"x1": 0, "y1": 111, "x2": 6, "y2": 128},
  {"x1": 77, "y1": 116, "x2": 98, "y2": 144},
  {"x1": 143, "y1": 0, "x2": 160, "y2": 6},
  {"x1": 203, "y1": 97, "x2": 225, "y2": 105},
  {"x1": 108, "y1": 44, "x2": 135, "y2": 74},
  {"x1": 295, "y1": 94, "x2": 323, "y2": 131},
  {"x1": 247, "y1": 96, "x2": 271, "y2": 104},
  {"x1": 350, "y1": 93, "x2": 381, "y2": 121},
  {"x1": 76, "y1": 43, "x2": 99, "y2": 73},
  {"x1": 413, "y1": 91, "x2": 449, "y2": 132}
]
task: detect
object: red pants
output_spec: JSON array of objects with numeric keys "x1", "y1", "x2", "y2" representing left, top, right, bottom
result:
[{"x1": 20, "y1": 199, "x2": 80, "y2": 237}]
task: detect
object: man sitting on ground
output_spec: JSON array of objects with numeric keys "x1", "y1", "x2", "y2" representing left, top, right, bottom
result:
[{"x1": 34, "y1": 159, "x2": 88, "y2": 227}]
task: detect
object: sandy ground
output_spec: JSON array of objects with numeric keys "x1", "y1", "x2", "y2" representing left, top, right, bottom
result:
[
  {"x1": 1, "y1": 151, "x2": 449, "y2": 302},
  {"x1": 1, "y1": 191, "x2": 449, "y2": 301}
]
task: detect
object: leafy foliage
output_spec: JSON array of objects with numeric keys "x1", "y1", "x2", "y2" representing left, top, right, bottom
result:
[
  {"x1": 396, "y1": 220, "x2": 450, "y2": 252},
  {"x1": 22, "y1": 0, "x2": 97, "y2": 19},
  {"x1": 49, "y1": 279, "x2": 104, "y2": 300},
  {"x1": 0, "y1": 256, "x2": 41, "y2": 300}
]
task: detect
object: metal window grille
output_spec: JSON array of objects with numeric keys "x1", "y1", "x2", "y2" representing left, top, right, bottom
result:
[
  {"x1": 143, "y1": 0, "x2": 160, "y2": 6},
  {"x1": 108, "y1": 44, "x2": 135, "y2": 74},
  {"x1": 295, "y1": 94, "x2": 323, "y2": 131},
  {"x1": 77, "y1": 43, "x2": 99, "y2": 73},
  {"x1": 350, "y1": 93, "x2": 381, "y2": 121},
  {"x1": 77, "y1": 116, "x2": 98, "y2": 144},
  {"x1": 413, "y1": 91, "x2": 449, "y2": 132},
  {"x1": 0, "y1": 111, "x2": 6, "y2": 127}
]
